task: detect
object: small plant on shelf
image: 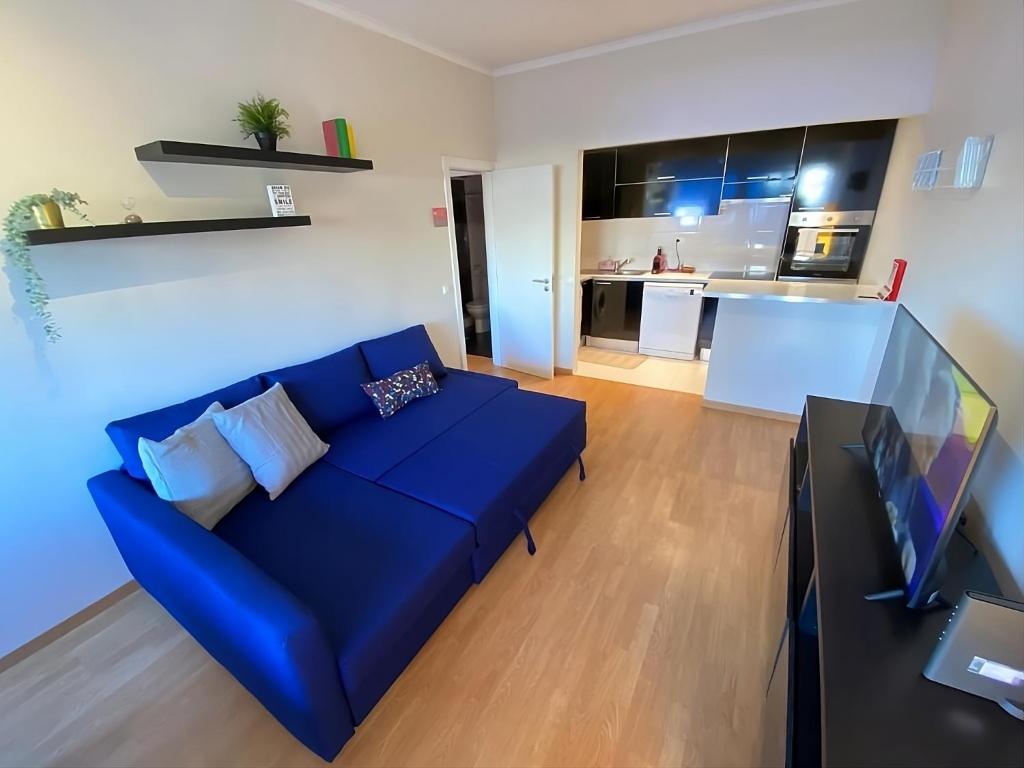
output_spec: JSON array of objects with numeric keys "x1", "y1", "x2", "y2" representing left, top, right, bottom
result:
[
  {"x1": 1, "y1": 189, "x2": 91, "y2": 342},
  {"x1": 235, "y1": 94, "x2": 292, "y2": 151}
]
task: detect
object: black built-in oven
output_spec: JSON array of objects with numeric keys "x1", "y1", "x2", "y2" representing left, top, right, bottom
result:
[{"x1": 776, "y1": 210, "x2": 875, "y2": 282}]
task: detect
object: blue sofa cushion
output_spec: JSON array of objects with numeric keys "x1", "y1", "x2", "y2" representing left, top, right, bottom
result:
[
  {"x1": 213, "y1": 461, "x2": 475, "y2": 724},
  {"x1": 379, "y1": 388, "x2": 586, "y2": 580},
  {"x1": 322, "y1": 368, "x2": 517, "y2": 481},
  {"x1": 106, "y1": 376, "x2": 265, "y2": 480},
  {"x1": 359, "y1": 325, "x2": 447, "y2": 381},
  {"x1": 260, "y1": 344, "x2": 376, "y2": 437}
]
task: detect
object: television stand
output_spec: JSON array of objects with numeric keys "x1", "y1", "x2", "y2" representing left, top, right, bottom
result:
[
  {"x1": 862, "y1": 587, "x2": 908, "y2": 602},
  {"x1": 760, "y1": 396, "x2": 1023, "y2": 768}
]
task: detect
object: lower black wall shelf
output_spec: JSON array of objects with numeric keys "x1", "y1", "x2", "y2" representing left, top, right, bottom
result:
[{"x1": 25, "y1": 215, "x2": 311, "y2": 245}]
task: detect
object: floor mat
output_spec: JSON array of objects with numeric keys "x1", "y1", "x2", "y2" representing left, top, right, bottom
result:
[{"x1": 578, "y1": 346, "x2": 647, "y2": 369}]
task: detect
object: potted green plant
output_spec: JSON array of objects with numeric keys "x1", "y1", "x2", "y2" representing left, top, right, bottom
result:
[
  {"x1": 235, "y1": 94, "x2": 291, "y2": 151},
  {"x1": 1, "y1": 189, "x2": 91, "y2": 342}
]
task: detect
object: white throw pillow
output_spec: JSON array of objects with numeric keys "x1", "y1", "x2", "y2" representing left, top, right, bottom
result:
[
  {"x1": 212, "y1": 382, "x2": 328, "y2": 500},
  {"x1": 138, "y1": 403, "x2": 256, "y2": 529}
]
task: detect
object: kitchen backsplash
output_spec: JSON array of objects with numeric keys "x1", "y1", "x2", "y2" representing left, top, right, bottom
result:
[{"x1": 580, "y1": 198, "x2": 790, "y2": 275}]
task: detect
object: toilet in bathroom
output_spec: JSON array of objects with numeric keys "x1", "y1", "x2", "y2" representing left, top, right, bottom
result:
[{"x1": 465, "y1": 300, "x2": 489, "y2": 334}]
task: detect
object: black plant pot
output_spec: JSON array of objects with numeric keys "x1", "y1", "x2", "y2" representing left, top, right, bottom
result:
[{"x1": 254, "y1": 131, "x2": 278, "y2": 151}]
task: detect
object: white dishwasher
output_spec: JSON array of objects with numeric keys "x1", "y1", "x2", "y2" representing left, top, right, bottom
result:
[{"x1": 638, "y1": 282, "x2": 704, "y2": 359}]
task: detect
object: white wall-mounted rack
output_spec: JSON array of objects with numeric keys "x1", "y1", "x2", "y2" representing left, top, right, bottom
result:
[{"x1": 912, "y1": 135, "x2": 994, "y2": 191}]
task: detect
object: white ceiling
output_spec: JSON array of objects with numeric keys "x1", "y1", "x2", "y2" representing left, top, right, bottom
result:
[{"x1": 299, "y1": 0, "x2": 855, "y2": 75}]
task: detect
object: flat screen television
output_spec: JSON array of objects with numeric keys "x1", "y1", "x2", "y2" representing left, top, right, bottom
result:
[{"x1": 862, "y1": 305, "x2": 997, "y2": 609}]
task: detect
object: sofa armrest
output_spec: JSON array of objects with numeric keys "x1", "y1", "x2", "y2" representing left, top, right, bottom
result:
[{"x1": 87, "y1": 471, "x2": 353, "y2": 760}]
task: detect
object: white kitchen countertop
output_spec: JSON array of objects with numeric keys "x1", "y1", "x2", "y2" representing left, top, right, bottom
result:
[
  {"x1": 580, "y1": 270, "x2": 712, "y2": 283},
  {"x1": 579, "y1": 270, "x2": 881, "y2": 304},
  {"x1": 703, "y1": 279, "x2": 881, "y2": 304}
]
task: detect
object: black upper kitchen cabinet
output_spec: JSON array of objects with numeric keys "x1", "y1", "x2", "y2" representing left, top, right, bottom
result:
[
  {"x1": 723, "y1": 127, "x2": 805, "y2": 200},
  {"x1": 616, "y1": 136, "x2": 728, "y2": 184},
  {"x1": 794, "y1": 120, "x2": 897, "y2": 212},
  {"x1": 725, "y1": 127, "x2": 806, "y2": 183},
  {"x1": 590, "y1": 280, "x2": 643, "y2": 341},
  {"x1": 614, "y1": 177, "x2": 722, "y2": 219},
  {"x1": 582, "y1": 149, "x2": 617, "y2": 220}
]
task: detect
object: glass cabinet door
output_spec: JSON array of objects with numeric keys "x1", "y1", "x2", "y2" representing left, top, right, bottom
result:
[
  {"x1": 582, "y1": 149, "x2": 616, "y2": 220},
  {"x1": 616, "y1": 136, "x2": 727, "y2": 184},
  {"x1": 795, "y1": 120, "x2": 897, "y2": 212},
  {"x1": 725, "y1": 127, "x2": 805, "y2": 183},
  {"x1": 614, "y1": 177, "x2": 723, "y2": 219}
]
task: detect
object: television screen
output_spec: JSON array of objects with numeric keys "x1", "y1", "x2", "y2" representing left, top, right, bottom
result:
[{"x1": 862, "y1": 306, "x2": 997, "y2": 607}]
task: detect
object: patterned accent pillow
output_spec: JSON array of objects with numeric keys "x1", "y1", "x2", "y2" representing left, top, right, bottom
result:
[{"x1": 361, "y1": 361, "x2": 439, "y2": 419}]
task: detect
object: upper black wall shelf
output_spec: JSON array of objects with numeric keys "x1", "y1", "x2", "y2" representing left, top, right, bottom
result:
[
  {"x1": 135, "y1": 140, "x2": 374, "y2": 173},
  {"x1": 25, "y1": 215, "x2": 311, "y2": 245}
]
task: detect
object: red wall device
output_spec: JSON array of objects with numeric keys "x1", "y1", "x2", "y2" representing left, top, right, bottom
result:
[{"x1": 882, "y1": 258, "x2": 908, "y2": 301}]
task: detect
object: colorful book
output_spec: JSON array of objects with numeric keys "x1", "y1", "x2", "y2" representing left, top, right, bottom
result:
[
  {"x1": 322, "y1": 119, "x2": 340, "y2": 157},
  {"x1": 346, "y1": 122, "x2": 357, "y2": 158},
  {"x1": 321, "y1": 118, "x2": 354, "y2": 158}
]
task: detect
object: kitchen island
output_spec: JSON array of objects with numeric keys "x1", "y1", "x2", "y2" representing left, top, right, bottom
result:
[
  {"x1": 578, "y1": 270, "x2": 896, "y2": 418},
  {"x1": 704, "y1": 279, "x2": 879, "y2": 304},
  {"x1": 703, "y1": 283, "x2": 895, "y2": 419}
]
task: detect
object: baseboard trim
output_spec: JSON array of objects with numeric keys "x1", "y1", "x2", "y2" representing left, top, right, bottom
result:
[
  {"x1": 0, "y1": 581, "x2": 139, "y2": 674},
  {"x1": 702, "y1": 399, "x2": 801, "y2": 423}
]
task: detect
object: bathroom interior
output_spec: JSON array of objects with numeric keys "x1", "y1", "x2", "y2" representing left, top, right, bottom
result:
[{"x1": 450, "y1": 174, "x2": 491, "y2": 357}]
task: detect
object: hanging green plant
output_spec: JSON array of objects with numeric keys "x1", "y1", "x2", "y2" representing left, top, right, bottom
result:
[{"x1": 2, "y1": 189, "x2": 91, "y2": 342}]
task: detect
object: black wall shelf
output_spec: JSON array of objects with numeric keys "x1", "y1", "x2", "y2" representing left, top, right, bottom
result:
[
  {"x1": 25, "y1": 216, "x2": 311, "y2": 245},
  {"x1": 136, "y1": 140, "x2": 374, "y2": 173}
]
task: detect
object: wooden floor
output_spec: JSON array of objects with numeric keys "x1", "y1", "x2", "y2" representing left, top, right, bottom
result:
[{"x1": 0, "y1": 358, "x2": 795, "y2": 768}]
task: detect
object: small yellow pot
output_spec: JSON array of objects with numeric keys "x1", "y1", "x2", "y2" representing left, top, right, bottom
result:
[{"x1": 32, "y1": 200, "x2": 65, "y2": 229}]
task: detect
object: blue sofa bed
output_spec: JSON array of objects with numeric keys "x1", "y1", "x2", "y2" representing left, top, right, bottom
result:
[{"x1": 88, "y1": 325, "x2": 586, "y2": 760}]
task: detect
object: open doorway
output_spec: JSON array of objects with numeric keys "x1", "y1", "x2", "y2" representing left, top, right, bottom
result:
[
  {"x1": 450, "y1": 174, "x2": 491, "y2": 358},
  {"x1": 442, "y1": 156, "x2": 556, "y2": 378}
]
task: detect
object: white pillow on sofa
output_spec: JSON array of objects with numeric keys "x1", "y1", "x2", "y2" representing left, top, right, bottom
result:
[
  {"x1": 212, "y1": 382, "x2": 328, "y2": 500},
  {"x1": 138, "y1": 402, "x2": 256, "y2": 529}
]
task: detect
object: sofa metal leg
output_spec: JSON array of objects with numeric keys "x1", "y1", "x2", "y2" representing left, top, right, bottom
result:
[
  {"x1": 512, "y1": 510, "x2": 537, "y2": 556},
  {"x1": 577, "y1": 455, "x2": 586, "y2": 482}
]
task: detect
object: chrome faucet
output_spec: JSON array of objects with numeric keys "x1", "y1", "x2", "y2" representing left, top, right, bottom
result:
[{"x1": 613, "y1": 258, "x2": 632, "y2": 273}]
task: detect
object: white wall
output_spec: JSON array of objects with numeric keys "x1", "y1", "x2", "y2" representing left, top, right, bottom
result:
[
  {"x1": 0, "y1": 0, "x2": 493, "y2": 658},
  {"x1": 860, "y1": 115, "x2": 927, "y2": 285},
  {"x1": 494, "y1": 0, "x2": 945, "y2": 370},
  {"x1": 863, "y1": 0, "x2": 1024, "y2": 595}
]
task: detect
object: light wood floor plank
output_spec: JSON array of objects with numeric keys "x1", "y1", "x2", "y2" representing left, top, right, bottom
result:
[{"x1": 0, "y1": 358, "x2": 794, "y2": 767}]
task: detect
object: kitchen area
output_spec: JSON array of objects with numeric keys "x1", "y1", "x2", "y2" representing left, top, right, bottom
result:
[{"x1": 577, "y1": 119, "x2": 901, "y2": 416}]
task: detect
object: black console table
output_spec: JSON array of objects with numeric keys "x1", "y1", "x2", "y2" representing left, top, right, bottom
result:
[{"x1": 761, "y1": 396, "x2": 1024, "y2": 767}]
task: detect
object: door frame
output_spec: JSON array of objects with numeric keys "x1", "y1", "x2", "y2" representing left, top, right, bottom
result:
[
  {"x1": 441, "y1": 156, "x2": 496, "y2": 370},
  {"x1": 572, "y1": 149, "x2": 586, "y2": 374}
]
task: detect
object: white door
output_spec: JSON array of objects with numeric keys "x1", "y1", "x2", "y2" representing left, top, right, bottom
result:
[{"x1": 484, "y1": 165, "x2": 555, "y2": 378}]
